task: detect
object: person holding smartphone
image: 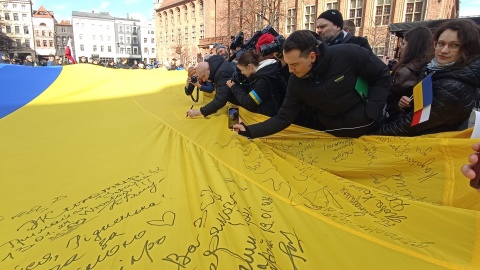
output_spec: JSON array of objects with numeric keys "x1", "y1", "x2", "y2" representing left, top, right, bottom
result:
[{"x1": 461, "y1": 142, "x2": 480, "y2": 191}]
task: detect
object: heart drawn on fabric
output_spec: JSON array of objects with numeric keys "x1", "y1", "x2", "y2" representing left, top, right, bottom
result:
[{"x1": 147, "y1": 211, "x2": 176, "y2": 226}]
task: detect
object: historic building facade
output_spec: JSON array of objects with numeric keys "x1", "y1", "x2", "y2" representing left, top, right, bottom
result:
[
  {"x1": 154, "y1": 0, "x2": 459, "y2": 64},
  {"x1": 54, "y1": 20, "x2": 74, "y2": 61},
  {"x1": 0, "y1": 0, "x2": 36, "y2": 60}
]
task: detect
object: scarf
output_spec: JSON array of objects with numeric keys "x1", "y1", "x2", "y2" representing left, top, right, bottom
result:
[{"x1": 427, "y1": 57, "x2": 455, "y2": 71}]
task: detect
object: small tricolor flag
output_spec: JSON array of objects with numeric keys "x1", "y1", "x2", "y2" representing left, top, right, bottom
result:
[{"x1": 411, "y1": 72, "x2": 434, "y2": 127}]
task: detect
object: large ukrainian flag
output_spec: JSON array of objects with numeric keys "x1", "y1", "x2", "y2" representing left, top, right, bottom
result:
[{"x1": 0, "y1": 64, "x2": 479, "y2": 269}]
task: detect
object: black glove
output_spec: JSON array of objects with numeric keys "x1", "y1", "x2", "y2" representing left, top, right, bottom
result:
[{"x1": 237, "y1": 122, "x2": 252, "y2": 138}]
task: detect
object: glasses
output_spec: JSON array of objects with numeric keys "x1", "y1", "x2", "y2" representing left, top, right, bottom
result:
[{"x1": 434, "y1": 41, "x2": 461, "y2": 52}]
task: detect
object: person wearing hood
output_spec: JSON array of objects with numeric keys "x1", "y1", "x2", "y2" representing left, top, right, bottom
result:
[
  {"x1": 371, "y1": 19, "x2": 480, "y2": 136},
  {"x1": 316, "y1": 9, "x2": 371, "y2": 52},
  {"x1": 233, "y1": 30, "x2": 390, "y2": 138},
  {"x1": 226, "y1": 49, "x2": 287, "y2": 117},
  {"x1": 186, "y1": 55, "x2": 239, "y2": 118}
]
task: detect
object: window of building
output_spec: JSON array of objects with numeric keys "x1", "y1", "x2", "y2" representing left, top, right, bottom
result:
[
  {"x1": 119, "y1": 26, "x2": 123, "y2": 32},
  {"x1": 13, "y1": 13, "x2": 18, "y2": 20},
  {"x1": 25, "y1": 39, "x2": 30, "y2": 47},
  {"x1": 304, "y1": 5, "x2": 315, "y2": 31},
  {"x1": 15, "y1": 26, "x2": 20, "y2": 34},
  {"x1": 185, "y1": 27, "x2": 188, "y2": 43},
  {"x1": 133, "y1": 37, "x2": 137, "y2": 44},
  {"x1": 16, "y1": 39, "x2": 21, "y2": 47},
  {"x1": 184, "y1": 8, "x2": 187, "y2": 20},
  {"x1": 133, "y1": 47, "x2": 138, "y2": 54},
  {"x1": 126, "y1": 26, "x2": 131, "y2": 33},
  {"x1": 191, "y1": 7, "x2": 195, "y2": 18},
  {"x1": 200, "y1": 5, "x2": 203, "y2": 16},
  {"x1": 49, "y1": 40, "x2": 53, "y2": 47},
  {"x1": 159, "y1": 37, "x2": 162, "y2": 46},
  {"x1": 200, "y1": 24, "x2": 204, "y2": 39},
  {"x1": 42, "y1": 30, "x2": 46, "y2": 36},
  {"x1": 287, "y1": 8, "x2": 296, "y2": 34},
  {"x1": 80, "y1": 44, "x2": 84, "y2": 51},
  {"x1": 92, "y1": 35, "x2": 96, "y2": 41},
  {"x1": 62, "y1": 27, "x2": 66, "y2": 32},
  {"x1": 22, "y1": 5, "x2": 26, "y2": 10},
  {"x1": 171, "y1": 30, "x2": 174, "y2": 42},
  {"x1": 107, "y1": 36, "x2": 111, "y2": 41},
  {"x1": 349, "y1": 0, "x2": 363, "y2": 27},
  {"x1": 24, "y1": 26, "x2": 29, "y2": 34},
  {"x1": 100, "y1": 35, "x2": 103, "y2": 41},
  {"x1": 375, "y1": 0, "x2": 391, "y2": 25},
  {"x1": 119, "y1": 36, "x2": 124, "y2": 43},
  {"x1": 405, "y1": 0, "x2": 424, "y2": 22},
  {"x1": 151, "y1": 38, "x2": 154, "y2": 43},
  {"x1": 49, "y1": 31, "x2": 52, "y2": 37},
  {"x1": 93, "y1": 45, "x2": 97, "y2": 51},
  {"x1": 79, "y1": 34, "x2": 83, "y2": 40},
  {"x1": 151, "y1": 48, "x2": 155, "y2": 53},
  {"x1": 22, "y1": 13, "x2": 27, "y2": 20},
  {"x1": 108, "y1": 46, "x2": 112, "y2": 52},
  {"x1": 6, "y1": 26, "x2": 11, "y2": 33},
  {"x1": 5, "y1": 13, "x2": 10, "y2": 20},
  {"x1": 127, "y1": 37, "x2": 131, "y2": 43},
  {"x1": 12, "y1": 4, "x2": 17, "y2": 8},
  {"x1": 127, "y1": 47, "x2": 131, "y2": 54},
  {"x1": 133, "y1": 27, "x2": 137, "y2": 34},
  {"x1": 2, "y1": 3, "x2": 8, "y2": 8},
  {"x1": 62, "y1": 37, "x2": 66, "y2": 45},
  {"x1": 177, "y1": 12, "x2": 180, "y2": 22},
  {"x1": 43, "y1": 40, "x2": 47, "y2": 46},
  {"x1": 36, "y1": 40, "x2": 41, "y2": 47},
  {"x1": 144, "y1": 37, "x2": 147, "y2": 43},
  {"x1": 120, "y1": 48, "x2": 124, "y2": 54},
  {"x1": 326, "y1": 1, "x2": 338, "y2": 10},
  {"x1": 101, "y1": 45, "x2": 104, "y2": 52},
  {"x1": 144, "y1": 47, "x2": 148, "y2": 53}
]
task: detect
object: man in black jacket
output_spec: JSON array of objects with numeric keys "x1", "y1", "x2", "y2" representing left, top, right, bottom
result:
[
  {"x1": 316, "y1": 9, "x2": 372, "y2": 52},
  {"x1": 233, "y1": 30, "x2": 390, "y2": 138},
  {"x1": 186, "y1": 55, "x2": 239, "y2": 117}
]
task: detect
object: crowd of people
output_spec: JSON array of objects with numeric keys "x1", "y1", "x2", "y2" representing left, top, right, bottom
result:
[{"x1": 183, "y1": 11, "x2": 480, "y2": 190}]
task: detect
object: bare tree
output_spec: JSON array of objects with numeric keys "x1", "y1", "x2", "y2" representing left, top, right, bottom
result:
[
  {"x1": 215, "y1": 0, "x2": 285, "y2": 42},
  {"x1": 172, "y1": 36, "x2": 189, "y2": 66},
  {"x1": 363, "y1": 21, "x2": 389, "y2": 56}
]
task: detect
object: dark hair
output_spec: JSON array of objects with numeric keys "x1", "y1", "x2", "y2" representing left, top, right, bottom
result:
[
  {"x1": 283, "y1": 30, "x2": 318, "y2": 58},
  {"x1": 433, "y1": 18, "x2": 480, "y2": 66},
  {"x1": 392, "y1": 26, "x2": 433, "y2": 73},
  {"x1": 237, "y1": 50, "x2": 260, "y2": 67}
]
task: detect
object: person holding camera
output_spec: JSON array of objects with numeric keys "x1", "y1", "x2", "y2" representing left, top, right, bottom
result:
[
  {"x1": 226, "y1": 50, "x2": 286, "y2": 117},
  {"x1": 233, "y1": 30, "x2": 390, "y2": 138},
  {"x1": 186, "y1": 55, "x2": 239, "y2": 118},
  {"x1": 185, "y1": 67, "x2": 214, "y2": 96}
]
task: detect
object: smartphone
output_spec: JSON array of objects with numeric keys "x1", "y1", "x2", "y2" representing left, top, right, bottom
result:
[{"x1": 228, "y1": 107, "x2": 239, "y2": 129}]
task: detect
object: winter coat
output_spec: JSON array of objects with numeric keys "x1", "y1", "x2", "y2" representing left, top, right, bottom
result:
[
  {"x1": 230, "y1": 59, "x2": 287, "y2": 117},
  {"x1": 371, "y1": 57, "x2": 480, "y2": 136},
  {"x1": 200, "y1": 55, "x2": 239, "y2": 117},
  {"x1": 330, "y1": 31, "x2": 372, "y2": 52},
  {"x1": 386, "y1": 59, "x2": 425, "y2": 117},
  {"x1": 247, "y1": 42, "x2": 391, "y2": 138}
]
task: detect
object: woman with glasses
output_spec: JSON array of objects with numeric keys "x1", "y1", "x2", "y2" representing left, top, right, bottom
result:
[
  {"x1": 372, "y1": 19, "x2": 480, "y2": 136},
  {"x1": 387, "y1": 26, "x2": 434, "y2": 118}
]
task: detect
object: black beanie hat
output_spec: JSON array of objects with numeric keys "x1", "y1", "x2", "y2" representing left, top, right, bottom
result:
[{"x1": 318, "y1": 9, "x2": 344, "y2": 29}]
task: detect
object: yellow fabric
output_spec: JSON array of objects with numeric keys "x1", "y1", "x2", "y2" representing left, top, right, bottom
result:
[{"x1": 0, "y1": 65, "x2": 479, "y2": 269}]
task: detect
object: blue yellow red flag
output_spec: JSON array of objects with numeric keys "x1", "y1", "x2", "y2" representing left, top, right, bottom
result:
[{"x1": 411, "y1": 72, "x2": 434, "y2": 126}]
